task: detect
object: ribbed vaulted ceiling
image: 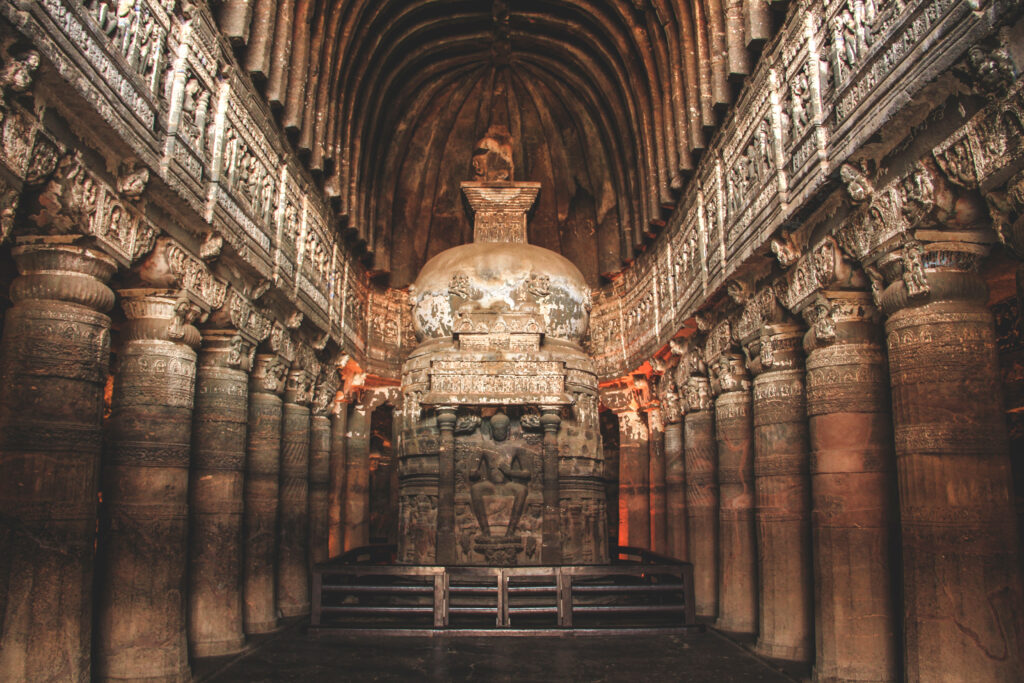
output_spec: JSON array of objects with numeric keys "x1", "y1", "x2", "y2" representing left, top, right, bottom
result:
[{"x1": 215, "y1": 0, "x2": 777, "y2": 287}]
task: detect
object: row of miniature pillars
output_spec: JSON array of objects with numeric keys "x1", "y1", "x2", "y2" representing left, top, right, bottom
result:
[
  {"x1": 0, "y1": 243, "x2": 375, "y2": 683},
  {"x1": 608, "y1": 292, "x2": 1021, "y2": 681}
]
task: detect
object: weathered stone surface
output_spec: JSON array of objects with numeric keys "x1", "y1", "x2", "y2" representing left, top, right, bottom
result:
[
  {"x1": 647, "y1": 406, "x2": 667, "y2": 554},
  {"x1": 617, "y1": 409, "x2": 651, "y2": 550},
  {"x1": 243, "y1": 353, "x2": 286, "y2": 634},
  {"x1": 96, "y1": 291, "x2": 201, "y2": 683},
  {"x1": 328, "y1": 396, "x2": 350, "y2": 558},
  {"x1": 714, "y1": 389, "x2": 757, "y2": 636},
  {"x1": 803, "y1": 293, "x2": 898, "y2": 683},
  {"x1": 0, "y1": 240, "x2": 115, "y2": 683},
  {"x1": 277, "y1": 366, "x2": 313, "y2": 618},
  {"x1": 750, "y1": 324, "x2": 813, "y2": 663},
  {"x1": 881, "y1": 263, "x2": 1023, "y2": 682},
  {"x1": 188, "y1": 332, "x2": 249, "y2": 657},
  {"x1": 345, "y1": 403, "x2": 371, "y2": 551},
  {"x1": 685, "y1": 396, "x2": 718, "y2": 619}
]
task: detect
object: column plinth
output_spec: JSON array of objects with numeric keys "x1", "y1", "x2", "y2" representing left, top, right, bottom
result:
[{"x1": 0, "y1": 240, "x2": 116, "y2": 683}]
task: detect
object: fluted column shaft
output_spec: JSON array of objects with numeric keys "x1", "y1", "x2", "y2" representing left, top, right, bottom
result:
[
  {"x1": 647, "y1": 406, "x2": 668, "y2": 554},
  {"x1": 187, "y1": 333, "x2": 249, "y2": 656},
  {"x1": 344, "y1": 402, "x2": 371, "y2": 551},
  {"x1": 749, "y1": 324, "x2": 813, "y2": 662},
  {"x1": 803, "y1": 291, "x2": 897, "y2": 682},
  {"x1": 0, "y1": 241, "x2": 116, "y2": 683},
  {"x1": 328, "y1": 396, "x2": 349, "y2": 557},
  {"x1": 684, "y1": 376, "x2": 718, "y2": 619},
  {"x1": 664, "y1": 419, "x2": 687, "y2": 560},
  {"x1": 277, "y1": 367, "x2": 313, "y2": 618},
  {"x1": 243, "y1": 354, "x2": 286, "y2": 634},
  {"x1": 309, "y1": 409, "x2": 331, "y2": 565},
  {"x1": 616, "y1": 408, "x2": 650, "y2": 549},
  {"x1": 713, "y1": 358, "x2": 757, "y2": 635},
  {"x1": 96, "y1": 290, "x2": 202, "y2": 682},
  {"x1": 878, "y1": 246, "x2": 1022, "y2": 681}
]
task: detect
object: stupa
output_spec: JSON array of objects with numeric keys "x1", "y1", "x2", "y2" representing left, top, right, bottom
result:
[{"x1": 398, "y1": 127, "x2": 607, "y2": 566}]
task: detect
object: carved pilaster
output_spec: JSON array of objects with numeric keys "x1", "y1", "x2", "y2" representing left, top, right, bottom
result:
[
  {"x1": 540, "y1": 406, "x2": 562, "y2": 564},
  {"x1": 0, "y1": 239, "x2": 116, "y2": 683},
  {"x1": 96, "y1": 290, "x2": 201, "y2": 682}
]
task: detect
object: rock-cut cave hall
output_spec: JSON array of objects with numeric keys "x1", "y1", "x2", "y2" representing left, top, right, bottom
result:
[{"x1": 0, "y1": 0, "x2": 1023, "y2": 681}]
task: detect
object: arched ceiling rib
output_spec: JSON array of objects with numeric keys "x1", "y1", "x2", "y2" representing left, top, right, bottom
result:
[{"x1": 215, "y1": 0, "x2": 779, "y2": 287}]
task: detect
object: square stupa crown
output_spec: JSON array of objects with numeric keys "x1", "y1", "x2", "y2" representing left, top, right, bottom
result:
[{"x1": 460, "y1": 181, "x2": 541, "y2": 244}]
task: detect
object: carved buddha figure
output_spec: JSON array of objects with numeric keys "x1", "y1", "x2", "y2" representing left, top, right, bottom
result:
[{"x1": 469, "y1": 412, "x2": 531, "y2": 537}]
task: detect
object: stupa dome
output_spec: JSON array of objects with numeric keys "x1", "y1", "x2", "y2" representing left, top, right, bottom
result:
[{"x1": 409, "y1": 241, "x2": 591, "y2": 342}]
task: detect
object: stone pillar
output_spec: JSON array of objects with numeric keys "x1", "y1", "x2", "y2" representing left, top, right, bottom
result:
[
  {"x1": 876, "y1": 239, "x2": 1023, "y2": 681},
  {"x1": 0, "y1": 240, "x2": 116, "y2": 683},
  {"x1": 96, "y1": 290, "x2": 203, "y2": 682},
  {"x1": 616, "y1": 408, "x2": 650, "y2": 549},
  {"x1": 328, "y1": 394, "x2": 349, "y2": 557},
  {"x1": 309, "y1": 372, "x2": 336, "y2": 566},
  {"x1": 277, "y1": 363, "x2": 314, "y2": 618},
  {"x1": 344, "y1": 400, "x2": 372, "y2": 551},
  {"x1": 711, "y1": 351, "x2": 757, "y2": 635},
  {"x1": 187, "y1": 332, "x2": 249, "y2": 657},
  {"x1": 664, "y1": 418, "x2": 687, "y2": 560},
  {"x1": 647, "y1": 405, "x2": 668, "y2": 554},
  {"x1": 541, "y1": 406, "x2": 563, "y2": 563},
  {"x1": 747, "y1": 322, "x2": 813, "y2": 662},
  {"x1": 684, "y1": 373, "x2": 718, "y2": 619},
  {"x1": 802, "y1": 291, "x2": 897, "y2": 682},
  {"x1": 243, "y1": 353, "x2": 287, "y2": 634}
]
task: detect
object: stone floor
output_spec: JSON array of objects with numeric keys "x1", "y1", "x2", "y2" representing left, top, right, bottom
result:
[{"x1": 193, "y1": 623, "x2": 803, "y2": 682}]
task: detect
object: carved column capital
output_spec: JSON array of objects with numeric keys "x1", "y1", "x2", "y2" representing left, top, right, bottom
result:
[
  {"x1": 9, "y1": 237, "x2": 117, "y2": 312},
  {"x1": 118, "y1": 288, "x2": 205, "y2": 348},
  {"x1": 743, "y1": 322, "x2": 805, "y2": 376},
  {"x1": 312, "y1": 366, "x2": 340, "y2": 417},
  {"x1": 539, "y1": 405, "x2": 562, "y2": 432},
  {"x1": 436, "y1": 405, "x2": 457, "y2": 431},
  {"x1": 704, "y1": 318, "x2": 751, "y2": 396},
  {"x1": 250, "y1": 353, "x2": 288, "y2": 395}
]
